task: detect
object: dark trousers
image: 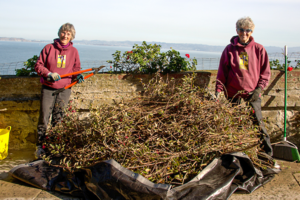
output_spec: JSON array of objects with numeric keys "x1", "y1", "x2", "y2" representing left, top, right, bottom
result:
[
  {"x1": 37, "y1": 85, "x2": 71, "y2": 145},
  {"x1": 229, "y1": 97, "x2": 273, "y2": 156}
]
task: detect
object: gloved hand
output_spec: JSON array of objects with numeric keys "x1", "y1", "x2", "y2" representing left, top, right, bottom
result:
[
  {"x1": 215, "y1": 92, "x2": 220, "y2": 100},
  {"x1": 76, "y1": 74, "x2": 84, "y2": 84},
  {"x1": 48, "y1": 72, "x2": 61, "y2": 81},
  {"x1": 249, "y1": 87, "x2": 262, "y2": 102},
  {"x1": 210, "y1": 91, "x2": 220, "y2": 101}
]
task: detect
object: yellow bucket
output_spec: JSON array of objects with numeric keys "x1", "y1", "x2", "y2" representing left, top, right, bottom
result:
[{"x1": 0, "y1": 126, "x2": 11, "y2": 160}]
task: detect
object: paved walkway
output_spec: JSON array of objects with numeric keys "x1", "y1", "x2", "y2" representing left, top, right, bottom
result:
[{"x1": 0, "y1": 149, "x2": 299, "y2": 200}]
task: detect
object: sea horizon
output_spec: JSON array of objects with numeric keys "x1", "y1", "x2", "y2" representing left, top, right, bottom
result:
[{"x1": 0, "y1": 41, "x2": 222, "y2": 64}]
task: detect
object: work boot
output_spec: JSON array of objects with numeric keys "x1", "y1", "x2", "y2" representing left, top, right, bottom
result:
[{"x1": 35, "y1": 145, "x2": 45, "y2": 160}]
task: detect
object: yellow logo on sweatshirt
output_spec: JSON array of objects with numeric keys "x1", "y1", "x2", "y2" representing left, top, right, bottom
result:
[
  {"x1": 57, "y1": 55, "x2": 66, "y2": 68},
  {"x1": 239, "y1": 52, "x2": 248, "y2": 70}
]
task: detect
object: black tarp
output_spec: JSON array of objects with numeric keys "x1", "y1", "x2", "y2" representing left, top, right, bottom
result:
[{"x1": 9, "y1": 152, "x2": 280, "y2": 200}]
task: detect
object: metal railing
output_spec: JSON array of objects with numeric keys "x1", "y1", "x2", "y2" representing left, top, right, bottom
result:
[
  {"x1": 0, "y1": 58, "x2": 222, "y2": 75},
  {"x1": 197, "y1": 58, "x2": 220, "y2": 70},
  {"x1": 1, "y1": 52, "x2": 299, "y2": 75},
  {"x1": 268, "y1": 52, "x2": 300, "y2": 68},
  {"x1": 0, "y1": 62, "x2": 25, "y2": 75}
]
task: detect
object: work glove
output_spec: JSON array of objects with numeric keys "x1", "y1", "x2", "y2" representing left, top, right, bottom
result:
[
  {"x1": 249, "y1": 87, "x2": 262, "y2": 102},
  {"x1": 76, "y1": 74, "x2": 84, "y2": 84},
  {"x1": 48, "y1": 72, "x2": 61, "y2": 81},
  {"x1": 210, "y1": 91, "x2": 220, "y2": 101},
  {"x1": 215, "y1": 92, "x2": 220, "y2": 100}
]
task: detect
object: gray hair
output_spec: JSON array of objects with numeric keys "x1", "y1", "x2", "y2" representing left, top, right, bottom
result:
[
  {"x1": 236, "y1": 17, "x2": 255, "y2": 31},
  {"x1": 58, "y1": 23, "x2": 76, "y2": 41}
]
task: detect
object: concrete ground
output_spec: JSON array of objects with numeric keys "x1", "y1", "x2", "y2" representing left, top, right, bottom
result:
[
  {"x1": 230, "y1": 159, "x2": 300, "y2": 200},
  {"x1": 0, "y1": 149, "x2": 299, "y2": 200},
  {"x1": 0, "y1": 149, "x2": 81, "y2": 200}
]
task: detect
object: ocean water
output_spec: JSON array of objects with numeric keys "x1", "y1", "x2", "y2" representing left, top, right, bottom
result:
[
  {"x1": 0, "y1": 41, "x2": 222, "y2": 75},
  {"x1": 0, "y1": 41, "x2": 134, "y2": 63}
]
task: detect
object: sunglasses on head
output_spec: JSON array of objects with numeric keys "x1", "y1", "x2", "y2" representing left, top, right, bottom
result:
[{"x1": 239, "y1": 28, "x2": 252, "y2": 33}]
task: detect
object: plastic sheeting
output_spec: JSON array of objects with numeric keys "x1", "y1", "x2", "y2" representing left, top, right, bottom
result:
[{"x1": 9, "y1": 152, "x2": 279, "y2": 200}]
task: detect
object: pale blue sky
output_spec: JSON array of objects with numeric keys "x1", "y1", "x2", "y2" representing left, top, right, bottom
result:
[{"x1": 0, "y1": 0, "x2": 299, "y2": 47}]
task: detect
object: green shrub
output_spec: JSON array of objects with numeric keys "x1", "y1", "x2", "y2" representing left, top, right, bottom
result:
[
  {"x1": 107, "y1": 41, "x2": 197, "y2": 74},
  {"x1": 15, "y1": 55, "x2": 38, "y2": 76},
  {"x1": 269, "y1": 58, "x2": 300, "y2": 70},
  {"x1": 295, "y1": 59, "x2": 300, "y2": 69}
]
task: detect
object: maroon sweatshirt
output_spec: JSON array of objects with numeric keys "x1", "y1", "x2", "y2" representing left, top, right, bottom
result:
[
  {"x1": 216, "y1": 36, "x2": 270, "y2": 98},
  {"x1": 35, "y1": 39, "x2": 81, "y2": 89}
]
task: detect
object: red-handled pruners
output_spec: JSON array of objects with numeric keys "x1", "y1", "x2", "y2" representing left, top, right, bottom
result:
[{"x1": 52, "y1": 66, "x2": 105, "y2": 95}]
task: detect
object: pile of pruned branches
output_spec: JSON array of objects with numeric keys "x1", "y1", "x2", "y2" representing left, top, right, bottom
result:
[{"x1": 42, "y1": 73, "x2": 273, "y2": 185}]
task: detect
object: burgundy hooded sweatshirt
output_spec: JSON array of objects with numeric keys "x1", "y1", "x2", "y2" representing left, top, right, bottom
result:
[
  {"x1": 216, "y1": 36, "x2": 270, "y2": 98},
  {"x1": 35, "y1": 39, "x2": 81, "y2": 89}
]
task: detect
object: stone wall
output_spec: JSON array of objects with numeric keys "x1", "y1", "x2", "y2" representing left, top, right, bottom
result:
[
  {"x1": 0, "y1": 70, "x2": 299, "y2": 150},
  {"x1": 260, "y1": 71, "x2": 300, "y2": 148}
]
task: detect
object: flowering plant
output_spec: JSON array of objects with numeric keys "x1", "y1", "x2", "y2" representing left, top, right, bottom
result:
[
  {"x1": 295, "y1": 59, "x2": 300, "y2": 69},
  {"x1": 269, "y1": 55, "x2": 300, "y2": 71},
  {"x1": 107, "y1": 41, "x2": 197, "y2": 74}
]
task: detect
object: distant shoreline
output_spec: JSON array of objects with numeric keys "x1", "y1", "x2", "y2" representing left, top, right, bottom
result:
[
  {"x1": 1, "y1": 37, "x2": 300, "y2": 53},
  {"x1": 0, "y1": 37, "x2": 224, "y2": 52},
  {"x1": 0, "y1": 37, "x2": 50, "y2": 43}
]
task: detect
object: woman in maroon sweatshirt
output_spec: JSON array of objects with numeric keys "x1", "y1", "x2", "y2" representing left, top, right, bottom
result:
[
  {"x1": 34, "y1": 23, "x2": 83, "y2": 159},
  {"x1": 215, "y1": 17, "x2": 272, "y2": 156}
]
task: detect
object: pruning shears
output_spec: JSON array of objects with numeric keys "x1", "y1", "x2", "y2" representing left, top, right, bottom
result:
[{"x1": 52, "y1": 66, "x2": 105, "y2": 95}]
